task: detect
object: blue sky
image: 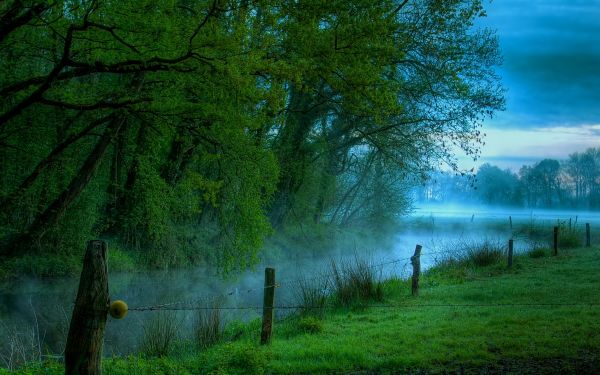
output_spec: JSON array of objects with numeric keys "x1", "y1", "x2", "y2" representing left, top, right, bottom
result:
[{"x1": 462, "y1": 0, "x2": 600, "y2": 171}]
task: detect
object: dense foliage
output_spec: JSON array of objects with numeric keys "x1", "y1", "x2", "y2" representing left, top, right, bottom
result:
[
  {"x1": 0, "y1": 0, "x2": 503, "y2": 274},
  {"x1": 417, "y1": 147, "x2": 600, "y2": 209}
]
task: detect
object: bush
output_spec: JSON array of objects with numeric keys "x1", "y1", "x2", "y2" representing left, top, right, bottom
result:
[
  {"x1": 330, "y1": 256, "x2": 383, "y2": 307},
  {"x1": 139, "y1": 312, "x2": 179, "y2": 358}
]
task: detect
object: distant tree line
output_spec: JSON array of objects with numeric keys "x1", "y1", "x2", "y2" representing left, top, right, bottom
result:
[
  {"x1": 416, "y1": 147, "x2": 600, "y2": 209},
  {"x1": 0, "y1": 0, "x2": 503, "y2": 271}
]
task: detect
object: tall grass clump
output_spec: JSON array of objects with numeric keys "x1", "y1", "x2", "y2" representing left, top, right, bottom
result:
[
  {"x1": 294, "y1": 275, "x2": 329, "y2": 318},
  {"x1": 432, "y1": 239, "x2": 504, "y2": 271},
  {"x1": 139, "y1": 312, "x2": 179, "y2": 358},
  {"x1": 330, "y1": 256, "x2": 383, "y2": 307},
  {"x1": 194, "y1": 300, "x2": 224, "y2": 350},
  {"x1": 557, "y1": 222, "x2": 582, "y2": 249},
  {"x1": 463, "y1": 240, "x2": 505, "y2": 267}
]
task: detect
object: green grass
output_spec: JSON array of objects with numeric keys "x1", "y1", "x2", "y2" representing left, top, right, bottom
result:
[{"x1": 2, "y1": 246, "x2": 600, "y2": 374}]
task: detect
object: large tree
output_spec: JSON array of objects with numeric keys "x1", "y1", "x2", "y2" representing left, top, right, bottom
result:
[{"x1": 0, "y1": 0, "x2": 504, "y2": 272}]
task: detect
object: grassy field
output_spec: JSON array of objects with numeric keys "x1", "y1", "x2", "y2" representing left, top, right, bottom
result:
[{"x1": 3, "y1": 245, "x2": 600, "y2": 374}]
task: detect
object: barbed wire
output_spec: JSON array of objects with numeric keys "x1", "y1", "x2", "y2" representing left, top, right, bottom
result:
[
  {"x1": 126, "y1": 254, "x2": 418, "y2": 311},
  {"x1": 127, "y1": 301, "x2": 600, "y2": 313},
  {"x1": 123, "y1": 240, "x2": 597, "y2": 313}
]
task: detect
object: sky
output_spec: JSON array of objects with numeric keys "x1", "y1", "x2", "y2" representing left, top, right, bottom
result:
[{"x1": 460, "y1": 0, "x2": 600, "y2": 171}]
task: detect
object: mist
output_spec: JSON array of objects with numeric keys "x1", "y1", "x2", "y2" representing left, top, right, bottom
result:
[{"x1": 2, "y1": 202, "x2": 599, "y2": 357}]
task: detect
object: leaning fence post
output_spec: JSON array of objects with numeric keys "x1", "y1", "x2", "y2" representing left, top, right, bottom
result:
[
  {"x1": 65, "y1": 240, "x2": 109, "y2": 375},
  {"x1": 508, "y1": 239, "x2": 514, "y2": 268},
  {"x1": 260, "y1": 267, "x2": 275, "y2": 345},
  {"x1": 553, "y1": 226, "x2": 559, "y2": 256},
  {"x1": 586, "y1": 223, "x2": 591, "y2": 247},
  {"x1": 411, "y1": 245, "x2": 422, "y2": 297}
]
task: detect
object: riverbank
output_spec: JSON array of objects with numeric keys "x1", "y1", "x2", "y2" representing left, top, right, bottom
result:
[{"x1": 2, "y1": 244, "x2": 599, "y2": 374}]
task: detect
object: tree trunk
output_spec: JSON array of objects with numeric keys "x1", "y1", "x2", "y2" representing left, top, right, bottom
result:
[
  {"x1": 4, "y1": 118, "x2": 123, "y2": 256},
  {"x1": 0, "y1": 115, "x2": 113, "y2": 212},
  {"x1": 269, "y1": 86, "x2": 320, "y2": 227}
]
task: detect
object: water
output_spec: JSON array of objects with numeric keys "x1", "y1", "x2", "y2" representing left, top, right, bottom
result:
[{"x1": 1, "y1": 207, "x2": 599, "y2": 360}]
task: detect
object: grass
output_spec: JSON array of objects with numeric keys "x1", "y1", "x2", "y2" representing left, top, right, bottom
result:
[
  {"x1": 329, "y1": 256, "x2": 384, "y2": 308},
  {"x1": 2, "y1": 246, "x2": 600, "y2": 374},
  {"x1": 193, "y1": 300, "x2": 224, "y2": 350},
  {"x1": 138, "y1": 312, "x2": 180, "y2": 358}
]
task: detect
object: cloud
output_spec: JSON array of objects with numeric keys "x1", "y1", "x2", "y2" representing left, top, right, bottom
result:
[
  {"x1": 480, "y1": 0, "x2": 600, "y2": 128},
  {"x1": 456, "y1": 124, "x2": 600, "y2": 171}
]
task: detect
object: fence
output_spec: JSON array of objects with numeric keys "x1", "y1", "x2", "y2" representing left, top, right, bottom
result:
[{"x1": 64, "y1": 222, "x2": 597, "y2": 374}]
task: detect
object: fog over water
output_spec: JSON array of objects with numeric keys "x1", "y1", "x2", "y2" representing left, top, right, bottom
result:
[{"x1": 1, "y1": 205, "x2": 599, "y2": 357}]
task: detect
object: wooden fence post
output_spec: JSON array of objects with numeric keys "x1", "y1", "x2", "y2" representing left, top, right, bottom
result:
[
  {"x1": 260, "y1": 267, "x2": 275, "y2": 345},
  {"x1": 509, "y1": 216, "x2": 513, "y2": 231},
  {"x1": 508, "y1": 239, "x2": 514, "y2": 268},
  {"x1": 586, "y1": 223, "x2": 591, "y2": 247},
  {"x1": 411, "y1": 245, "x2": 422, "y2": 297},
  {"x1": 553, "y1": 226, "x2": 559, "y2": 256},
  {"x1": 65, "y1": 240, "x2": 109, "y2": 375}
]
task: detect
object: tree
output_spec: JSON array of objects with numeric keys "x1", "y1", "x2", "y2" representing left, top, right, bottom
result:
[
  {"x1": 0, "y1": 0, "x2": 504, "y2": 273},
  {"x1": 519, "y1": 159, "x2": 562, "y2": 208},
  {"x1": 475, "y1": 163, "x2": 520, "y2": 206},
  {"x1": 565, "y1": 148, "x2": 600, "y2": 209},
  {"x1": 267, "y1": 0, "x2": 504, "y2": 228}
]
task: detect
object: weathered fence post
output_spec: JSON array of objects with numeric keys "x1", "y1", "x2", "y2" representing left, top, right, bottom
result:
[
  {"x1": 509, "y1": 216, "x2": 513, "y2": 231},
  {"x1": 65, "y1": 240, "x2": 109, "y2": 375},
  {"x1": 553, "y1": 226, "x2": 559, "y2": 256},
  {"x1": 411, "y1": 245, "x2": 422, "y2": 297},
  {"x1": 260, "y1": 267, "x2": 275, "y2": 345},
  {"x1": 586, "y1": 223, "x2": 591, "y2": 247},
  {"x1": 508, "y1": 239, "x2": 514, "y2": 268}
]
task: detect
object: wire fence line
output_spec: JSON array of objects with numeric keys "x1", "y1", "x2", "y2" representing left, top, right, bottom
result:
[
  {"x1": 128, "y1": 301, "x2": 600, "y2": 313},
  {"x1": 123, "y1": 242, "x2": 530, "y2": 313},
  {"x1": 125, "y1": 252, "x2": 422, "y2": 312},
  {"x1": 123, "y1": 233, "x2": 597, "y2": 314}
]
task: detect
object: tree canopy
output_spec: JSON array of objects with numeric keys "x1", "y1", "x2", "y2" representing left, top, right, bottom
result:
[{"x1": 0, "y1": 0, "x2": 504, "y2": 273}]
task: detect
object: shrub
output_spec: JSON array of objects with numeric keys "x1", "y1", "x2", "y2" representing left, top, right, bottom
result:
[
  {"x1": 330, "y1": 256, "x2": 383, "y2": 307},
  {"x1": 139, "y1": 312, "x2": 179, "y2": 358}
]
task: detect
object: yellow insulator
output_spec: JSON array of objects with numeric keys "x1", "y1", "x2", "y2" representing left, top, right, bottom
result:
[{"x1": 109, "y1": 300, "x2": 128, "y2": 319}]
